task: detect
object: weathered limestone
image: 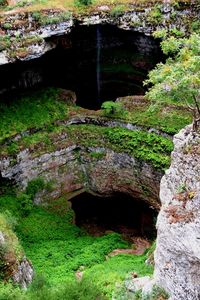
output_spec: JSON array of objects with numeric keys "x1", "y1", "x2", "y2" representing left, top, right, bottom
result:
[
  {"x1": 154, "y1": 125, "x2": 200, "y2": 300},
  {"x1": 13, "y1": 258, "x2": 34, "y2": 289},
  {"x1": 0, "y1": 145, "x2": 162, "y2": 209},
  {"x1": 0, "y1": 2, "x2": 199, "y2": 64},
  {"x1": 0, "y1": 228, "x2": 34, "y2": 288}
]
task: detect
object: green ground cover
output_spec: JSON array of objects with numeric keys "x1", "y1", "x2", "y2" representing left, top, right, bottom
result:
[
  {"x1": 0, "y1": 88, "x2": 192, "y2": 147},
  {"x1": 0, "y1": 192, "x2": 153, "y2": 299},
  {"x1": 0, "y1": 88, "x2": 69, "y2": 144}
]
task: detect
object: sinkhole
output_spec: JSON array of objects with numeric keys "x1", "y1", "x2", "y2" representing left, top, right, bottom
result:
[
  {"x1": 70, "y1": 192, "x2": 157, "y2": 240},
  {"x1": 0, "y1": 25, "x2": 163, "y2": 109}
]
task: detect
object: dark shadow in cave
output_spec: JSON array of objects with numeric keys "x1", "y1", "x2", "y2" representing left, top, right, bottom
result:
[
  {"x1": 70, "y1": 192, "x2": 157, "y2": 239},
  {"x1": 0, "y1": 25, "x2": 163, "y2": 110},
  {"x1": 0, "y1": 173, "x2": 16, "y2": 195}
]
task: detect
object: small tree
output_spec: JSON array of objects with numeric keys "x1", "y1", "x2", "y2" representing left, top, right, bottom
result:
[
  {"x1": 145, "y1": 34, "x2": 200, "y2": 131},
  {"x1": 101, "y1": 101, "x2": 125, "y2": 118}
]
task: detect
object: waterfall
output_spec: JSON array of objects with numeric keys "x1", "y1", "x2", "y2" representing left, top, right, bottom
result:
[{"x1": 96, "y1": 25, "x2": 101, "y2": 103}]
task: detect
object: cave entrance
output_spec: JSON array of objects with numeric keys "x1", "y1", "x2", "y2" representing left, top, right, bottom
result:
[
  {"x1": 70, "y1": 192, "x2": 157, "y2": 240},
  {"x1": 0, "y1": 25, "x2": 163, "y2": 110}
]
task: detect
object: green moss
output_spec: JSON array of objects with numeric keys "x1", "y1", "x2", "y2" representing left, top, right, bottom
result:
[
  {"x1": 146, "y1": 4, "x2": 163, "y2": 25},
  {"x1": 31, "y1": 11, "x2": 72, "y2": 25},
  {"x1": 110, "y1": 4, "x2": 126, "y2": 17},
  {"x1": 0, "y1": 212, "x2": 23, "y2": 280},
  {"x1": 0, "y1": 182, "x2": 154, "y2": 299},
  {"x1": 0, "y1": 35, "x2": 10, "y2": 51},
  {"x1": 0, "y1": 88, "x2": 69, "y2": 144},
  {"x1": 1, "y1": 124, "x2": 173, "y2": 170}
]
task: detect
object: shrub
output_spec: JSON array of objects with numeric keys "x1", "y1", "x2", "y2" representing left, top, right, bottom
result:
[
  {"x1": 17, "y1": 193, "x2": 33, "y2": 217},
  {"x1": 110, "y1": 5, "x2": 125, "y2": 17},
  {"x1": 0, "y1": 0, "x2": 7, "y2": 7},
  {"x1": 74, "y1": 0, "x2": 92, "y2": 6},
  {"x1": 101, "y1": 101, "x2": 125, "y2": 117},
  {"x1": 26, "y1": 177, "x2": 46, "y2": 199}
]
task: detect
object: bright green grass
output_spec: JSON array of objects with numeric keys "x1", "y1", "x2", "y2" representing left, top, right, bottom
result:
[
  {"x1": 0, "y1": 88, "x2": 68, "y2": 143},
  {"x1": 0, "y1": 87, "x2": 192, "y2": 146},
  {"x1": 1, "y1": 124, "x2": 173, "y2": 170},
  {"x1": 0, "y1": 193, "x2": 153, "y2": 299},
  {"x1": 127, "y1": 104, "x2": 192, "y2": 135}
]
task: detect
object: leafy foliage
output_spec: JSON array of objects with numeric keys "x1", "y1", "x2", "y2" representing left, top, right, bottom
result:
[
  {"x1": 101, "y1": 101, "x2": 126, "y2": 117},
  {"x1": 145, "y1": 34, "x2": 200, "y2": 130},
  {"x1": 64, "y1": 125, "x2": 173, "y2": 170},
  {"x1": 26, "y1": 177, "x2": 46, "y2": 198},
  {"x1": 74, "y1": 0, "x2": 92, "y2": 6}
]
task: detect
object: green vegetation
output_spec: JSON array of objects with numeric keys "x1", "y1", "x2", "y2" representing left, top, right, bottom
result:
[
  {"x1": 145, "y1": 34, "x2": 200, "y2": 131},
  {"x1": 110, "y1": 4, "x2": 125, "y2": 17},
  {"x1": 1, "y1": 124, "x2": 173, "y2": 170},
  {"x1": 101, "y1": 101, "x2": 126, "y2": 117},
  {"x1": 0, "y1": 212, "x2": 23, "y2": 281},
  {"x1": 0, "y1": 191, "x2": 153, "y2": 299},
  {"x1": 0, "y1": 35, "x2": 10, "y2": 51},
  {"x1": 124, "y1": 99, "x2": 192, "y2": 135},
  {"x1": 0, "y1": 0, "x2": 7, "y2": 7},
  {"x1": 0, "y1": 86, "x2": 191, "y2": 151},
  {"x1": 31, "y1": 11, "x2": 72, "y2": 25},
  {"x1": 74, "y1": 0, "x2": 92, "y2": 6},
  {"x1": 0, "y1": 88, "x2": 68, "y2": 144},
  {"x1": 147, "y1": 4, "x2": 163, "y2": 25}
]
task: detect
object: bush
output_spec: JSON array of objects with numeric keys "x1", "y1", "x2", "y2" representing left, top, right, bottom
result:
[
  {"x1": 26, "y1": 177, "x2": 45, "y2": 199},
  {"x1": 101, "y1": 101, "x2": 125, "y2": 117},
  {"x1": 74, "y1": 0, "x2": 92, "y2": 6},
  {"x1": 17, "y1": 193, "x2": 33, "y2": 217},
  {"x1": 110, "y1": 5, "x2": 125, "y2": 17},
  {"x1": 0, "y1": 0, "x2": 7, "y2": 7}
]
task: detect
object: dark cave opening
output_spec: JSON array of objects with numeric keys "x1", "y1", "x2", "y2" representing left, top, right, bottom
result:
[
  {"x1": 0, "y1": 25, "x2": 163, "y2": 110},
  {"x1": 70, "y1": 192, "x2": 157, "y2": 239}
]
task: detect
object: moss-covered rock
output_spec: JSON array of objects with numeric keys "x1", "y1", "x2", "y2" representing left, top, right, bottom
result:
[{"x1": 0, "y1": 212, "x2": 34, "y2": 287}]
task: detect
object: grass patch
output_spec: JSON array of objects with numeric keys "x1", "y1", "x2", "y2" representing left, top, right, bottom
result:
[
  {"x1": 0, "y1": 192, "x2": 153, "y2": 299},
  {"x1": 0, "y1": 88, "x2": 68, "y2": 144}
]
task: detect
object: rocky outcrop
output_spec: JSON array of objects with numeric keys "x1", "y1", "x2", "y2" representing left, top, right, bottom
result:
[
  {"x1": 0, "y1": 2, "x2": 199, "y2": 64},
  {"x1": 154, "y1": 125, "x2": 200, "y2": 299},
  {"x1": 0, "y1": 215, "x2": 34, "y2": 288},
  {"x1": 12, "y1": 258, "x2": 34, "y2": 289},
  {"x1": 0, "y1": 145, "x2": 162, "y2": 209}
]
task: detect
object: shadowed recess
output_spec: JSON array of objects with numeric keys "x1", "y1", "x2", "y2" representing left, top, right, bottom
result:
[
  {"x1": 70, "y1": 192, "x2": 157, "y2": 239},
  {"x1": 0, "y1": 25, "x2": 163, "y2": 109}
]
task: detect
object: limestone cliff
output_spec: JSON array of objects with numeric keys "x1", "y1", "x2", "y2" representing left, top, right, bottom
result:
[
  {"x1": 0, "y1": 1, "x2": 199, "y2": 64},
  {"x1": 154, "y1": 125, "x2": 200, "y2": 300},
  {"x1": 0, "y1": 145, "x2": 162, "y2": 209}
]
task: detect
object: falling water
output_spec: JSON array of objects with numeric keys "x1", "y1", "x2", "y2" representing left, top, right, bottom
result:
[{"x1": 96, "y1": 25, "x2": 101, "y2": 103}]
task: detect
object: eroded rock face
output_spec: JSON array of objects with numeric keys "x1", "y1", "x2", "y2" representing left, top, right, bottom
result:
[
  {"x1": 0, "y1": 145, "x2": 162, "y2": 209},
  {"x1": 0, "y1": 228, "x2": 34, "y2": 288},
  {"x1": 154, "y1": 125, "x2": 200, "y2": 300},
  {"x1": 0, "y1": 2, "x2": 199, "y2": 64},
  {"x1": 13, "y1": 258, "x2": 34, "y2": 289}
]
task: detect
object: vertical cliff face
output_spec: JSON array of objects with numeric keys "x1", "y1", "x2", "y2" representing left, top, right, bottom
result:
[{"x1": 154, "y1": 125, "x2": 200, "y2": 300}]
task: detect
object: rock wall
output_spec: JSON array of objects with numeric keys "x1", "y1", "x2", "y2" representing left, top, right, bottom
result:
[
  {"x1": 0, "y1": 145, "x2": 162, "y2": 209},
  {"x1": 0, "y1": 216, "x2": 34, "y2": 288},
  {"x1": 0, "y1": 2, "x2": 199, "y2": 64},
  {"x1": 154, "y1": 125, "x2": 200, "y2": 299}
]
